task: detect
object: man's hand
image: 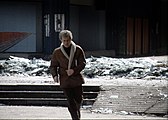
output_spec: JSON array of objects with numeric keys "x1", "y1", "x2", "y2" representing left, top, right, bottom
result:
[
  {"x1": 53, "y1": 76, "x2": 59, "y2": 83},
  {"x1": 66, "y1": 69, "x2": 74, "y2": 76}
]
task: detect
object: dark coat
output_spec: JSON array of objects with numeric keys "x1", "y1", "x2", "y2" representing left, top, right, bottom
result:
[{"x1": 50, "y1": 45, "x2": 86, "y2": 88}]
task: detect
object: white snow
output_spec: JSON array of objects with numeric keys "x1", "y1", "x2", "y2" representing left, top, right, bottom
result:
[{"x1": 0, "y1": 55, "x2": 167, "y2": 86}]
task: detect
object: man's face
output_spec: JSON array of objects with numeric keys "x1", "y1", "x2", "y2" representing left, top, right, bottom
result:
[{"x1": 61, "y1": 36, "x2": 71, "y2": 48}]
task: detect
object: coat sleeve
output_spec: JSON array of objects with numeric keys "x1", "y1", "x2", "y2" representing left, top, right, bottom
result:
[
  {"x1": 50, "y1": 49, "x2": 59, "y2": 78},
  {"x1": 73, "y1": 47, "x2": 86, "y2": 75}
]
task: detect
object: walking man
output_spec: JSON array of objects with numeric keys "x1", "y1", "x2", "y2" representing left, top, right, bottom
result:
[{"x1": 50, "y1": 30, "x2": 86, "y2": 120}]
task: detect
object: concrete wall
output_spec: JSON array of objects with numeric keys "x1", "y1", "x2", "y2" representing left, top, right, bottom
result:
[{"x1": 0, "y1": 1, "x2": 42, "y2": 52}]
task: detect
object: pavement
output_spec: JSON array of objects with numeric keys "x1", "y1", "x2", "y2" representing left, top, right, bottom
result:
[
  {"x1": 0, "y1": 105, "x2": 167, "y2": 120},
  {"x1": 0, "y1": 76, "x2": 167, "y2": 120}
]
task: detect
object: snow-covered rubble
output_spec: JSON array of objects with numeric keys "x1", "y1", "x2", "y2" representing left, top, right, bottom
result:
[
  {"x1": 0, "y1": 55, "x2": 167, "y2": 80},
  {"x1": 84, "y1": 56, "x2": 168, "y2": 80},
  {"x1": 0, "y1": 56, "x2": 50, "y2": 76}
]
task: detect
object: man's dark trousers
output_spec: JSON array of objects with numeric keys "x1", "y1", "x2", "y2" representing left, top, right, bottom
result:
[{"x1": 63, "y1": 85, "x2": 83, "y2": 120}]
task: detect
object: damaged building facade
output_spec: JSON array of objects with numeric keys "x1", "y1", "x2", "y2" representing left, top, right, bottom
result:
[{"x1": 0, "y1": 0, "x2": 167, "y2": 58}]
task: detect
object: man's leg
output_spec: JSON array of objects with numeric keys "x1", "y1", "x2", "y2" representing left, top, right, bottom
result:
[
  {"x1": 73, "y1": 86, "x2": 83, "y2": 119},
  {"x1": 63, "y1": 88, "x2": 80, "y2": 120},
  {"x1": 67, "y1": 99, "x2": 79, "y2": 120}
]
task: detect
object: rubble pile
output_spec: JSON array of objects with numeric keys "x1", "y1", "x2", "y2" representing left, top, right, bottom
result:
[
  {"x1": 83, "y1": 56, "x2": 168, "y2": 80},
  {"x1": 0, "y1": 56, "x2": 50, "y2": 76},
  {"x1": 0, "y1": 56, "x2": 167, "y2": 80}
]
